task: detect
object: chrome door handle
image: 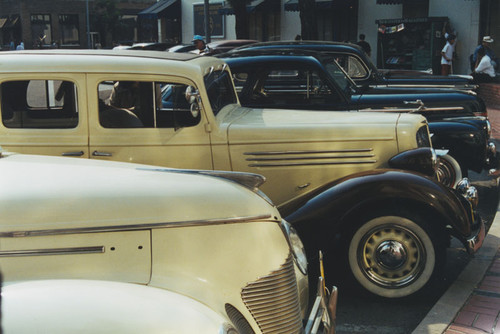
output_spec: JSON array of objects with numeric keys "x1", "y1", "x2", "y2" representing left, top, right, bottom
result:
[
  {"x1": 92, "y1": 150, "x2": 112, "y2": 157},
  {"x1": 62, "y1": 151, "x2": 84, "y2": 157}
]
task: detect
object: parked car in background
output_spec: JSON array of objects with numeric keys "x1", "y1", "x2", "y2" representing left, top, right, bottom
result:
[
  {"x1": 167, "y1": 40, "x2": 258, "y2": 56},
  {"x1": 234, "y1": 41, "x2": 478, "y2": 90},
  {"x1": 167, "y1": 43, "x2": 197, "y2": 53},
  {"x1": 220, "y1": 50, "x2": 497, "y2": 185},
  {"x1": 0, "y1": 151, "x2": 336, "y2": 333},
  {"x1": 205, "y1": 39, "x2": 258, "y2": 55},
  {"x1": 0, "y1": 49, "x2": 483, "y2": 298}
]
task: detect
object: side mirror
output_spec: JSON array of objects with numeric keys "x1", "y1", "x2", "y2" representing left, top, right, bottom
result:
[{"x1": 185, "y1": 86, "x2": 200, "y2": 118}]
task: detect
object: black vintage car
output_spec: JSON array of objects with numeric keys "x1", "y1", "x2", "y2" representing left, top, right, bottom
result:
[
  {"x1": 233, "y1": 41, "x2": 478, "y2": 90},
  {"x1": 220, "y1": 50, "x2": 497, "y2": 187}
]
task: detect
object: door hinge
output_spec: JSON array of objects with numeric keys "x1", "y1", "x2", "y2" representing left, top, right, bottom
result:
[{"x1": 204, "y1": 123, "x2": 212, "y2": 133}]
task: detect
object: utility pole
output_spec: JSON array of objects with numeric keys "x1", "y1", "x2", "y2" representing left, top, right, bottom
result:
[
  {"x1": 86, "y1": 0, "x2": 91, "y2": 48},
  {"x1": 204, "y1": 0, "x2": 211, "y2": 43}
]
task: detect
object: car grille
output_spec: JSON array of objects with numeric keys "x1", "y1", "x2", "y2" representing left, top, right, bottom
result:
[{"x1": 241, "y1": 254, "x2": 303, "y2": 334}]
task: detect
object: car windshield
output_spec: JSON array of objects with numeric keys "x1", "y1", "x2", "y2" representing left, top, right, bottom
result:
[
  {"x1": 204, "y1": 70, "x2": 238, "y2": 116},
  {"x1": 323, "y1": 58, "x2": 357, "y2": 94}
]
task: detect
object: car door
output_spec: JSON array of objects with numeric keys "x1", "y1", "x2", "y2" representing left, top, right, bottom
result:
[
  {"x1": 0, "y1": 75, "x2": 89, "y2": 157},
  {"x1": 87, "y1": 74, "x2": 213, "y2": 169}
]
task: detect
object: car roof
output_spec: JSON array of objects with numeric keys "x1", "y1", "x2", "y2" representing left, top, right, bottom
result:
[
  {"x1": 233, "y1": 40, "x2": 366, "y2": 53},
  {"x1": 222, "y1": 52, "x2": 325, "y2": 69},
  {"x1": 0, "y1": 49, "x2": 226, "y2": 79}
]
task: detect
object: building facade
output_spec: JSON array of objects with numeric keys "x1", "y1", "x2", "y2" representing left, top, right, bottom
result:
[
  {"x1": 1, "y1": 0, "x2": 497, "y2": 75},
  {"x1": 0, "y1": 0, "x2": 156, "y2": 50}
]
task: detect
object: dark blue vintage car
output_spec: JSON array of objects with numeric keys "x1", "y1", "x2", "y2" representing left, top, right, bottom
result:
[
  {"x1": 219, "y1": 50, "x2": 497, "y2": 186},
  {"x1": 232, "y1": 41, "x2": 478, "y2": 90}
]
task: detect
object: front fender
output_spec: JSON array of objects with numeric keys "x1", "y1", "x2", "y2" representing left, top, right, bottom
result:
[
  {"x1": 285, "y1": 169, "x2": 474, "y2": 247},
  {"x1": 429, "y1": 120, "x2": 488, "y2": 173}
]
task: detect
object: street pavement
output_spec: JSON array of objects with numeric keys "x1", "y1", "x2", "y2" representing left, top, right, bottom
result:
[{"x1": 413, "y1": 106, "x2": 500, "y2": 334}]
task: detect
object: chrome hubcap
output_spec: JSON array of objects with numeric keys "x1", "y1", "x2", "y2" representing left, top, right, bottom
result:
[
  {"x1": 376, "y1": 240, "x2": 407, "y2": 270},
  {"x1": 357, "y1": 225, "x2": 426, "y2": 288}
]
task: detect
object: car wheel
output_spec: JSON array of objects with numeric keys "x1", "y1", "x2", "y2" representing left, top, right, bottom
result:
[
  {"x1": 347, "y1": 214, "x2": 445, "y2": 298},
  {"x1": 437, "y1": 154, "x2": 462, "y2": 188}
]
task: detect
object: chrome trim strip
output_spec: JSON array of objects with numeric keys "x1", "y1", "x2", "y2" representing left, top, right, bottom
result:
[
  {"x1": 247, "y1": 154, "x2": 375, "y2": 161},
  {"x1": 0, "y1": 246, "x2": 105, "y2": 257},
  {"x1": 360, "y1": 106, "x2": 465, "y2": 113},
  {"x1": 244, "y1": 149, "x2": 373, "y2": 156},
  {"x1": 0, "y1": 214, "x2": 274, "y2": 238},
  {"x1": 249, "y1": 160, "x2": 377, "y2": 167}
]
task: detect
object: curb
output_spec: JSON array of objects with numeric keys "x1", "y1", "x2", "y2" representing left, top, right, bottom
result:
[{"x1": 412, "y1": 213, "x2": 500, "y2": 334}]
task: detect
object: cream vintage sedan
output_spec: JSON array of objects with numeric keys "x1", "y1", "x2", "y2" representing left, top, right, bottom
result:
[
  {"x1": 0, "y1": 151, "x2": 335, "y2": 334},
  {"x1": 0, "y1": 50, "x2": 482, "y2": 298}
]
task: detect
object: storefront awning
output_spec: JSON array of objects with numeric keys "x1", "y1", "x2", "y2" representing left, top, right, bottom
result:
[
  {"x1": 138, "y1": 0, "x2": 179, "y2": 19},
  {"x1": 219, "y1": 0, "x2": 273, "y2": 15},
  {"x1": 284, "y1": 0, "x2": 334, "y2": 12}
]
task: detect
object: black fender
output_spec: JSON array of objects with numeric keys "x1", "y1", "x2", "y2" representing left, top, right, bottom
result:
[
  {"x1": 284, "y1": 169, "x2": 475, "y2": 252},
  {"x1": 429, "y1": 119, "x2": 488, "y2": 173}
]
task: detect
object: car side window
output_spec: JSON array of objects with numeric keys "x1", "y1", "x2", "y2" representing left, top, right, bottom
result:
[
  {"x1": 335, "y1": 55, "x2": 368, "y2": 79},
  {"x1": 1, "y1": 80, "x2": 78, "y2": 128},
  {"x1": 97, "y1": 80, "x2": 200, "y2": 128}
]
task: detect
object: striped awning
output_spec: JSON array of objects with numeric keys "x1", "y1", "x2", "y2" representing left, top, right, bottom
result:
[
  {"x1": 138, "y1": 0, "x2": 179, "y2": 19},
  {"x1": 219, "y1": 0, "x2": 269, "y2": 15}
]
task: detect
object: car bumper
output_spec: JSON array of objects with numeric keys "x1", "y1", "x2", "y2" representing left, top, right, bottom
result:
[
  {"x1": 487, "y1": 141, "x2": 498, "y2": 173},
  {"x1": 305, "y1": 277, "x2": 338, "y2": 334},
  {"x1": 465, "y1": 216, "x2": 486, "y2": 255}
]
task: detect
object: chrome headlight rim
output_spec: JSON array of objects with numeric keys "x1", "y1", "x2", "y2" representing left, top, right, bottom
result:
[
  {"x1": 456, "y1": 178, "x2": 479, "y2": 208},
  {"x1": 219, "y1": 322, "x2": 239, "y2": 334},
  {"x1": 280, "y1": 219, "x2": 308, "y2": 275}
]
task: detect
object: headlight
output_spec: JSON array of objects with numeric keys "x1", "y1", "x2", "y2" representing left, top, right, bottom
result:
[
  {"x1": 220, "y1": 323, "x2": 239, "y2": 334},
  {"x1": 280, "y1": 219, "x2": 308, "y2": 275}
]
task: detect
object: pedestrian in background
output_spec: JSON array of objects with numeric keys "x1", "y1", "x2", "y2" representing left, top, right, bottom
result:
[
  {"x1": 15, "y1": 42, "x2": 24, "y2": 50},
  {"x1": 441, "y1": 34, "x2": 456, "y2": 75},
  {"x1": 357, "y1": 34, "x2": 371, "y2": 57},
  {"x1": 191, "y1": 35, "x2": 210, "y2": 55},
  {"x1": 471, "y1": 36, "x2": 498, "y2": 71},
  {"x1": 472, "y1": 47, "x2": 496, "y2": 83}
]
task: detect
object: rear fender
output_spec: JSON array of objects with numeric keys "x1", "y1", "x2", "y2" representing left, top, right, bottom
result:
[{"x1": 285, "y1": 169, "x2": 473, "y2": 249}]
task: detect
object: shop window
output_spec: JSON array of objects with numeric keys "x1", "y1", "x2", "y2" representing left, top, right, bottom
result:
[
  {"x1": 249, "y1": 9, "x2": 281, "y2": 41},
  {"x1": 1, "y1": 80, "x2": 78, "y2": 129},
  {"x1": 59, "y1": 14, "x2": 80, "y2": 46},
  {"x1": 31, "y1": 14, "x2": 52, "y2": 47}
]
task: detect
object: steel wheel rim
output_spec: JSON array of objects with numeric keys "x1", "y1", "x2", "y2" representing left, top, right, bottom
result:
[{"x1": 356, "y1": 224, "x2": 427, "y2": 288}]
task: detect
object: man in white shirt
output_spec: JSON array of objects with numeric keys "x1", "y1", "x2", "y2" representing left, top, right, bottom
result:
[{"x1": 473, "y1": 47, "x2": 496, "y2": 83}]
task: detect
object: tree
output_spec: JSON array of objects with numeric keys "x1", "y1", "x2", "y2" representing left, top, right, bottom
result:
[
  {"x1": 226, "y1": 0, "x2": 252, "y2": 39},
  {"x1": 92, "y1": 0, "x2": 121, "y2": 47},
  {"x1": 298, "y1": 0, "x2": 317, "y2": 40}
]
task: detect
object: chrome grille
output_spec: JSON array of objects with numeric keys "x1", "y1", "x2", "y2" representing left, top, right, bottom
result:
[{"x1": 241, "y1": 254, "x2": 303, "y2": 334}]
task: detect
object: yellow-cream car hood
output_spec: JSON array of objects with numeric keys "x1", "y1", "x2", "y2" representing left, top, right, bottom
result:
[
  {"x1": 226, "y1": 107, "x2": 407, "y2": 142},
  {"x1": 0, "y1": 153, "x2": 278, "y2": 233}
]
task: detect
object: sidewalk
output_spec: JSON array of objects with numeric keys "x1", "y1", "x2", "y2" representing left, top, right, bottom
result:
[
  {"x1": 412, "y1": 212, "x2": 500, "y2": 334},
  {"x1": 413, "y1": 107, "x2": 500, "y2": 334}
]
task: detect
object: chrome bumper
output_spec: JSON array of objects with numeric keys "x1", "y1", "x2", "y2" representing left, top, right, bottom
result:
[
  {"x1": 305, "y1": 277, "x2": 338, "y2": 334},
  {"x1": 465, "y1": 218, "x2": 486, "y2": 254}
]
